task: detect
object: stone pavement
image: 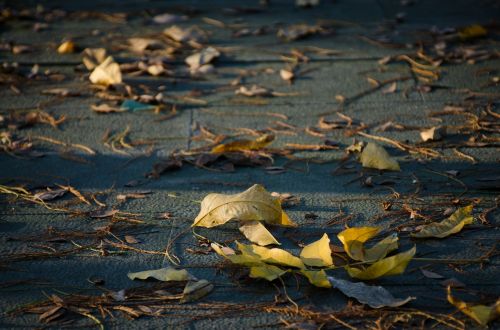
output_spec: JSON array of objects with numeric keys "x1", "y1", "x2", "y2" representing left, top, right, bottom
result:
[{"x1": 0, "y1": 0, "x2": 499, "y2": 328}]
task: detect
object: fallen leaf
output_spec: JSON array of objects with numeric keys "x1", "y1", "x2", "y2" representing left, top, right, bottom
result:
[
  {"x1": 164, "y1": 25, "x2": 206, "y2": 43},
  {"x1": 300, "y1": 269, "x2": 331, "y2": 288},
  {"x1": 328, "y1": 276, "x2": 415, "y2": 308},
  {"x1": 239, "y1": 221, "x2": 280, "y2": 246},
  {"x1": 127, "y1": 267, "x2": 189, "y2": 282},
  {"x1": 249, "y1": 264, "x2": 288, "y2": 281},
  {"x1": 458, "y1": 24, "x2": 487, "y2": 40},
  {"x1": 185, "y1": 47, "x2": 220, "y2": 72},
  {"x1": 447, "y1": 286, "x2": 499, "y2": 326},
  {"x1": 346, "y1": 246, "x2": 416, "y2": 280},
  {"x1": 57, "y1": 40, "x2": 75, "y2": 54},
  {"x1": 338, "y1": 227, "x2": 399, "y2": 262},
  {"x1": 237, "y1": 242, "x2": 305, "y2": 269},
  {"x1": 381, "y1": 82, "x2": 397, "y2": 94},
  {"x1": 280, "y1": 69, "x2": 294, "y2": 82},
  {"x1": 124, "y1": 235, "x2": 140, "y2": 244},
  {"x1": 211, "y1": 134, "x2": 274, "y2": 153},
  {"x1": 128, "y1": 38, "x2": 164, "y2": 53},
  {"x1": 235, "y1": 85, "x2": 271, "y2": 97},
  {"x1": 420, "y1": 126, "x2": 446, "y2": 142},
  {"x1": 34, "y1": 188, "x2": 67, "y2": 201},
  {"x1": 411, "y1": 205, "x2": 474, "y2": 238},
  {"x1": 193, "y1": 184, "x2": 295, "y2": 228},
  {"x1": 420, "y1": 268, "x2": 444, "y2": 279},
  {"x1": 89, "y1": 56, "x2": 122, "y2": 86},
  {"x1": 211, "y1": 243, "x2": 263, "y2": 266},
  {"x1": 91, "y1": 103, "x2": 124, "y2": 113},
  {"x1": 82, "y1": 48, "x2": 107, "y2": 70},
  {"x1": 299, "y1": 233, "x2": 333, "y2": 267},
  {"x1": 359, "y1": 142, "x2": 400, "y2": 171},
  {"x1": 180, "y1": 279, "x2": 214, "y2": 303}
]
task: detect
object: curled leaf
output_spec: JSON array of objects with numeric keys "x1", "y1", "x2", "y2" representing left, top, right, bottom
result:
[
  {"x1": 328, "y1": 276, "x2": 415, "y2": 308},
  {"x1": 127, "y1": 267, "x2": 189, "y2": 282},
  {"x1": 180, "y1": 279, "x2": 213, "y2": 303},
  {"x1": 346, "y1": 246, "x2": 416, "y2": 280},
  {"x1": 338, "y1": 227, "x2": 380, "y2": 261},
  {"x1": 300, "y1": 269, "x2": 331, "y2": 288},
  {"x1": 239, "y1": 221, "x2": 280, "y2": 246},
  {"x1": 447, "y1": 286, "x2": 499, "y2": 326},
  {"x1": 299, "y1": 233, "x2": 333, "y2": 267},
  {"x1": 89, "y1": 56, "x2": 122, "y2": 86},
  {"x1": 211, "y1": 134, "x2": 274, "y2": 153},
  {"x1": 411, "y1": 205, "x2": 474, "y2": 238},
  {"x1": 186, "y1": 47, "x2": 220, "y2": 72},
  {"x1": 250, "y1": 264, "x2": 288, "y2": 281},
  {"x1": 360, "y1": 142, "x2": 400, "y2": 171},
  {"x1": 192, "y1": 184, "x2": 295, "y2": 228},
  {"x1": 237, "y1": 242, "x2": 305, "y2": 269}
]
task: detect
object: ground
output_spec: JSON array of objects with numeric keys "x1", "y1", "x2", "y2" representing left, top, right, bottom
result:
[{"x1": 0, "y1": 0, "x2": 499, "y2": 329}]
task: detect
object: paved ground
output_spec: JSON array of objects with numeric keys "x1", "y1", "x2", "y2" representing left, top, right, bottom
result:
[{"x1": 0, "y1": 0, "x2": 499, "y2": 329}]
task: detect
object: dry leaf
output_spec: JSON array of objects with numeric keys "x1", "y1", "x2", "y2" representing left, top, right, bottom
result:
[
  {"x1": 57, "y1": 40, "x2": 75, "y2": 54},
  {"x1": 381, "y1": 82, "x2": 397, "y2": 94},
  {"x1": 411, "y1": 205, "x2": 474, "y2": 238},
  {"x1": 249, "y1": 264, "x2": 288, "y2": 281},
  {"x1": 185, "y1": 47, "x2": 220, "y2": 72},
  {"x1": 346, "y1": 246, "x2": 416, "y2": 280},
  {"x1": 89, "y1": 56, "x2": 122, "y2": 86},
  {"x1": 338, "y1": 227, "x2": 399, "y2": 262},
  {"x1": 300, "y1": 269, "x2": 331, "y2": 288},
  {"x1": 128, "y1": 38, "x2": 163, "y2": 53},
  {"x1": 328, "y1": 276, "x2": 415, "y2": 308},
  {"x1": 193, "y1": 184, "x2": 295, "y2": 228},
  {"x1": 82, "y1": 48, "x2": 107, "y2": 70},
  {"x1": 299, "y1": 233, "x2": 333, "y2": 267},
  {"x1": 447, "y1": 286, "x2": 499, "y2": 326},
  {"x1": 360, "y1": 142, "x2": 400, "y2": 171},
  {"x1": 280, "y1": 69, "x2": 294, "y2": 82},
  {"x1": 153, "y1": 13, "x2": 187, "y2": 24},
  {"x1": 211, "y1": 243, "x2": 263, "y2": 266},
  {"x1": 420, "y1": 126, "x2": 446, "y2": 142},
  {"x1": 127, "y1": 267, "x2": 189, "y2": 282},
  {"x1": 237, "y1": 242, "x2": 305, "y2": 269},
  {"x1": 180, "y1": 279, "x2": 213, "y2": 303},
  {"x1": 34, "y1": 188, "x2": 67, "y2": 201},
  {"x1": 164, "y1": 25, "x2": 206, "y2": 43},
  {"x1": 420, "y1": 269, "x2": 444, "y2": 279},
  {"x1": 239, "y1": 221, "x2": 280, "y2": 246},
  {"x1": 211, "y1": 134, "x2": 274, "y2": 153},
  {"x1": 235, "y1": 85, "x2": 271, "y2": 97}
]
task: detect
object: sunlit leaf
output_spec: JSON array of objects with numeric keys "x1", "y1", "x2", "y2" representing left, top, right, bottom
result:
[
  {"x1": 359, "y1": 142, "x2": 400, "y2": 171},
  {"x1": 299, "y1": 233, "x2": 333, "y2": 267},
  {"x1": 411, "y1": 205, "x2": 474, "y2": 238},
  {"x1": 447, "y1": 286, "x2": 500, "y2": 326},
  {"x1": 237, "y1": 242, "x2": 305, "y2": 269},
  {"x1": 328, "y1": 276, "x2": 415, "y2": 308},
  {"x1": 192, "y1": 184, "x2": 295, "y2": 228},
  {"x1": 249, "y1": 264, "x2": 288, "y2": 281},
  {"x1": 346, "y1": 246, "x2": 416, "y2": 280},
  {"x1": 211, "y1": 242, "x2": 262, "y2": 266},
  {"x1": 127, "y1": 267, "x2": 189, "y2": 282},
  {"x1": 363, "y1": 234, "x2": 399, "y2": 262},
  {"x1": 57, "y1": 40, "x2": 75, "y2": 54},
  {"x1": 338, "y1": 227, "x2": 380, "y2": 261},
  {"x1": 211, "y1": 134, "x2": 274, "y2": 153},
  {"x1": 186, "y1": 47, "x2": 220, "y2": 73},
  {"x1": 300, "y1": 269, "x2": 331, "y2": 288},
  {"x1": 239, "y1": 221, "x2": 280, "y2": 246},
  {"x1": 89, "y1": 56, "x2": 122, "y2": 86},
  {"x1": 82, "y1": 48, "x2": 107, "y2": 70}
]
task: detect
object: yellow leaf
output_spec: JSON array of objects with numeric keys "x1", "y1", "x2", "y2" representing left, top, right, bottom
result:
[
  {"x1": 57, "y1": 40, "x2": 75, "y2": 54},
  {"x1": 211, "y1": 134, "x2": 274, "y2": 153},
  {"x1": 337, "y1": 227, "x2": 380, "y2": 261},
  {"x1": 211, "y1": 242, "x2": 262, "y2": 266},
  {"x1": 192, "y1": 184, "x2": 296, "y2": 228},
  {"x1": 411, "y1": 205, "x2": 474, "y2": 238},
  {"x1": 363, "y1": 234, "x2": 399, "y2": 262},
  {"x1": 249, "y1": 264, "x2": 288, "y2": 281},
  {"x1": 239, "y1": 221, "x2": 280, "y2": 246},
  {"x1": 127, "y1": 267, "x2": 189, "y2": 281},
  {"x1": 300, "y1": 269, "x2": 332, "y2": 288},
  {"x1": 359, "y1": 142, "x2": 400, "y2": 171},
  {"x1": 458, "y1": 25, "x2": 487, "y2": 40},
  {"x1": 89, "y1": 56, "x2": 122, "y2": 86},
  {"x1": 180, "y1": 279, "x2": 214, "y2": 303},
  {"x1": 299, "y1": 233, "x2": 333, "y2": 267},
  {"x1": 82, "y1": 48, "x2": 107, "y2": 70},
  {"x1": 447, "y1": 286, "x2": 500, "y2": 326},
  {"x1": 346, "y1": 246, "x2": 416, "y2": 280},
  {"x1": 237, "y1": 242, "x2": 305, "y2": 269}
]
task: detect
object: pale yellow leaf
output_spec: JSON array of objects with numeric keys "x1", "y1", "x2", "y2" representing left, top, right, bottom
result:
[
  {"x1": 192, "y1": 184, "x2": 296, "y2": 228},
  {"x1": 82, "y1": 48, "x2": 107, "y2": 70},
  {"x1": 211, "y1": 134, "x2": 274, "y2": 153},
  {"x1": 237, "y1": 242, "x2": 305, "y2": 269},
  {"x1": 447, "y1": 286, "x2": 500, "y2": 326},
  {"x1": 363, "y1": 234, "x2": 399, "y2": 262},
  {"x1": 211, "y1": 242, "x2": 262, "y2": 266},
  {"x1": 300, "y1": 269, "x2": 331, "y2": 288},
  {"x1": 127, "y1": 267, "x2": 189, "y2": 282},
  {"x1": 89, "y1": 56, "x2": 122, "y2": 86},
  {"x1": 337, "y1": 227, "x2": 380, "y2": 261},
  {"x1": 249, "y1": 264, "x2": 288, "y2": 281},
  {"x1": 411, "y1": 205, "x2": 474, "y2": 238},
  {"x1": 299, "y1": 233, "x2": 333, "y2": 267},
  {"x1": 239, "y1": 221, "x2": 280, "y2": 246},
  {"x1": 360, "y1": 142, "x2": 400, "y2": 171},
  {"x1": 346, "y1": 246, "x2": 416, "y2": 280}
]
